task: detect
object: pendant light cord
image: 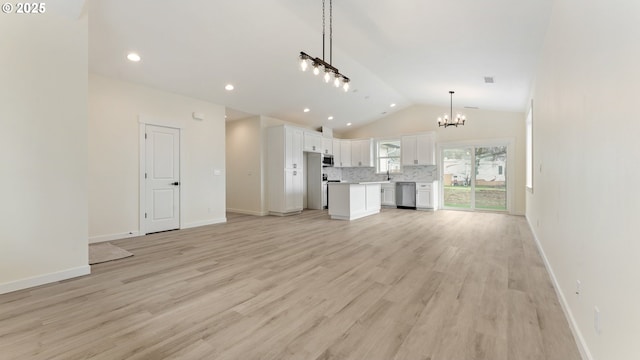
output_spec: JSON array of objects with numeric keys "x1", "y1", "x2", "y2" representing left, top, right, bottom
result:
[
  {"x1": 329, "y1": 0, "x2": 333, "y2": 65},
  {"x1": 322, "y1": 0, "x2": 325, "y2": 61}
]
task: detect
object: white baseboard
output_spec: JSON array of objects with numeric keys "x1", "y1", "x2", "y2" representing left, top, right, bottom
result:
[
  {"x1": 89, "y1": 231, "x2": 140, "y2": 244},
  {"x1": 0, "y1": 265, "x2": 91, "y2": 295},
  {"x1": 226, "y1": 208, "x2": 268, "y2": 216},
  {"x1": 182, "y1": 217, "x2": 227, "y2": 229},
  {"x1": 525, "y1": 216, "x2": 593, "y2": 360}
]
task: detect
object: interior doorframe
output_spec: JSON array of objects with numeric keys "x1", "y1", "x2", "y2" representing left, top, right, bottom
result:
[
  {"x1": 437, "y1": 138, "x2": 514, "y2": 213},
  {"x1": 138, "y1": 115, "x2": 185, "y2": 235}
]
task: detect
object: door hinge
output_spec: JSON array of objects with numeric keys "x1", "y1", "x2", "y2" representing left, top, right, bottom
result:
[
  {"x1": 145, "y1": 133, "x2": 147, "y2": 139},
  {"x1": 145, "y1": 172, "x2": 147, "y2": 179},
  {"x1": 145, "y1": 212, "x2": 147, "y2": 219}
]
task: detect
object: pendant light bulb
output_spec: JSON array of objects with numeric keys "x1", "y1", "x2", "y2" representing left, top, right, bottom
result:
[
  {"x1": 313, "y1": 64, "x2": 320, "y2": 76},
  {"x1": 343, "y1": 81, "x2": 349, "y2": 92},
  {"x1": 300, "y1": 58, "x2": 308, "y2": 72},
  {"x1": 333, "y1": 76, "x2": 341, "y2": 88},
  {"x1": 324, "y1": 71, "x2": 331, "y2": 83}
]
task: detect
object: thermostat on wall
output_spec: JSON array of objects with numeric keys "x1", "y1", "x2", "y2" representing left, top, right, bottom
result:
[{"x1": 192, "y1": 112, "x2": 205, "y2": 121}]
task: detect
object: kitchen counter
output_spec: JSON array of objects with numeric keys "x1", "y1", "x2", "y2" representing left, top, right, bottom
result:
[
  {"x1": 334, "y1": 180, "x2": 391, "y2": 185},
  {"x1": 328, "y1": 182, "x2": 382, "y2": 220}
]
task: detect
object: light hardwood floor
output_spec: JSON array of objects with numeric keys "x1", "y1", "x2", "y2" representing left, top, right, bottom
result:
[{"x1": 0, "y1": 209, "x2": 581, "y2": 360}]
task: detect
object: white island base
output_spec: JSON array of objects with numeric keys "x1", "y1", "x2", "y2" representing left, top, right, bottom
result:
[{"x1": 328, "y1": 182, "x2": 387, "y2": 220}]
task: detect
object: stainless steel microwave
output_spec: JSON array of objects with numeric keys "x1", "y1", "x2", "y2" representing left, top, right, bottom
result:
[{"x1": 322, "y1": 155, "x2": 334, "y2": 167}]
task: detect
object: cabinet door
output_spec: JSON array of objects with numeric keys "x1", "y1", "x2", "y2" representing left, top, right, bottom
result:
[
  {"x1": 416, "y1": 183, "x2": 432, "y2": 208},
  {"x1": 351, "y1": 140, "x2": 362, "y2": 167},
  {"x1": 322, "y1": 137, "x2": 333, "y2": 155},
  {"x1": 401, "y1": 135, "x2": 417, "y2": 165},
  {"x1": 381, "y1": 186, "x2": 396, "y2": 206},
  {"x1": 333, "y1": 139, "x2": 341, "y2": 167},
  {"x1": 360, "y1": 139, "x2": 373, "y2": 167},
  {"x1": 291, "y1": 129, "x2": 303, "y2": 169},
  {"x1": 340, "y1": 140, "x2": 352, "y2": 167},
  {"x1": 304, "y1": 132, "x2": 322, "y2": 153},
  {"x1": 285, "y1": 168, "x2": 303, "y2": 211},
  {"x1": 416, "y1": 133, "x2": 435, "y2": 165}
]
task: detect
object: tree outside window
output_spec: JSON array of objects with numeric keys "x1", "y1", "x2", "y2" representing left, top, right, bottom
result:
[{"x1": 377, "y1": 139, "x2": 401, "y2": 174}]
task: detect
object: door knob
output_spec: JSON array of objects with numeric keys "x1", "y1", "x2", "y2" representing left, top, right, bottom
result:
[{"x1": 171, "y1": 181, "x2": 180, "y2": 186}]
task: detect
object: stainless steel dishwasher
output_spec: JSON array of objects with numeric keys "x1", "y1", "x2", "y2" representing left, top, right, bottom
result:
[{"x1": 395, "y1": 182, "x2": 416, "y2": 209}]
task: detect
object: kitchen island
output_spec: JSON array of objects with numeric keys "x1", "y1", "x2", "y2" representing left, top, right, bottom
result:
[{"x1": 328, "y1": 181, "x2": 389, "y2": 220}]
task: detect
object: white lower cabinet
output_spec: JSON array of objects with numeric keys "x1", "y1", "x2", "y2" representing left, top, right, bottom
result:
[
  {"x1": 416, "y1": 182, "x2": 435, "y2": 209},
  {"x1": 381, "y1": 183, "x2": 396, "y2": 206}
]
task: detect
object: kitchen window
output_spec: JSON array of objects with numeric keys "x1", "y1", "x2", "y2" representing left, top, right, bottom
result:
[{"x1": 376, "y1": 139, "x2": 401, "y2": 174}]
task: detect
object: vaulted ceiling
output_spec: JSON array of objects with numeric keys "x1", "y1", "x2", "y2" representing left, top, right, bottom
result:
[{"x1": 89, "y1": 0, "x2": 552, "y2": 129}]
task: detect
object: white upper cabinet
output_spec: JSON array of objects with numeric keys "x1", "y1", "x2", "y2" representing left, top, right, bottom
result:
[
  {"x1": 333, "y1": 139, "x2": 342, "y2": 167},
  {"x1": 339, "y1": 140, "x2": 352, "y2": 167},
  {"x1": 321, "y1": 137, "x2": 333, "y2": 155},
  {"x1": 350, "y1": 139, "x2": 374, "y2": 167},
  {"x1": 401, "y1": 133, "x2": 435, "y2": 166},
  {"x1": 303, "y1": 131, "x2": 322, "y2": 153},
  {"x1": 285, "y1": 127, "x2": 303, "y2": 169}
]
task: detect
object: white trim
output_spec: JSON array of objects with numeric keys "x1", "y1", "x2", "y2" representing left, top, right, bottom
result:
[
  {"x1": 138, "y1": 114, "x2": 186, "y2": 129},
  {"x1": 139, "y1": 120, "x2": 184, "y2": 235},
  {"x1": 226, "y1": 208, "x2": 269, "y2": 216},
  {"x1": 89, "y1": 231, "x2": 140, "y2": 244},
  {"x1": 182, "y1": 217, "x2": 227, "y2": 229},
  {"x1": 0, "y1": 265, "x2": 90, "y2": 295},
  {"x1": 526, "y1": 216, "x2": 593, "y2": 360},
  {"x1": 330, "y1": 209, "x2": 380, "y2": 221}
]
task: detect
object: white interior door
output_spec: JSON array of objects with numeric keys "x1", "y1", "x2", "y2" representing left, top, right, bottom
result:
[{"x1": 145, "y1": 125, "x2": 180, "y2": 233}]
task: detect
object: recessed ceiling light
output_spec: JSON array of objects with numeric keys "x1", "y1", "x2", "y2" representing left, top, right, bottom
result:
[
  {"x1": 225, "y1": 84, "x2": 234, "y2": 91},
  {"x1": 390, "y1": 103, "x2": 396, "y2": 108},
  {"x1": 127, "y1": 53, "x2": 141, "y2": 62},
  {"x1": 484, "y1": 76, "x2": 495, "y2": 84},
  {"x1": 328, "y1": 116, "x2": 334, "y2": 120},
  {"x1": 346, "y1": 122, "x2": 352, "y2": 126},
  {"x1": 303, "y1": 108, "x2": 310, "y2": 113}
]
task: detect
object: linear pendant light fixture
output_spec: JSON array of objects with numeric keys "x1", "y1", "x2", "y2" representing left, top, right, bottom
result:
[
  {"x1": 299, "y1": 0, "x2": 350, "y2": 92},
  {"x1": 437, "y1": 91, "x2": 467, "y2": 128}
]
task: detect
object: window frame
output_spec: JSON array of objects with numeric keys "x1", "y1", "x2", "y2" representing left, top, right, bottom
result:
[{"x1": 375, "y1": 138, "x2": 402, "y2": 174}]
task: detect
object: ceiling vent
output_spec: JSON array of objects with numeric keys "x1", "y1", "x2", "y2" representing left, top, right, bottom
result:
[{"x1": 484, "y1": 76, "x2": 495, "y2": 84}]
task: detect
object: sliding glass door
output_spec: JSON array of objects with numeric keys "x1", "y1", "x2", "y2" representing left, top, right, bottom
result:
[
  {"x1": 442, "y1": 148, "x2": 472, "y2": 209},
  {"x1": 441, "y1": 144, "x2": 508, "y2": 212}
]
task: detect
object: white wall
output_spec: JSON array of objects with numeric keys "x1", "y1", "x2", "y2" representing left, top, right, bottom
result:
[
  {"x1": 88, "y1": 74, "x2": 226, "y2": 242},
  {"x1": 226, "y1": 116, "x2": 265, "y2": 215},
  {"x1": 342, "y1": 104, "x2": 526, "y2": 214},
  {"x1": 0, "y1": 11, "x2": 89, "y2": 293},
  {"x1": 527, "y1": 0, "x2": 640, "y2": 359}
]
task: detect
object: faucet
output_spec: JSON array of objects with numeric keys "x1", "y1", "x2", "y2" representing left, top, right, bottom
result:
[{"x1": 386, "y1": 170, "x2": 391, "y2": 181}]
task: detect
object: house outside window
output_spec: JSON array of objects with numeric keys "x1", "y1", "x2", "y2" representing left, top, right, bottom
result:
[{"x1": 376, "y1": 139, "x2": 401, "y2": 174}]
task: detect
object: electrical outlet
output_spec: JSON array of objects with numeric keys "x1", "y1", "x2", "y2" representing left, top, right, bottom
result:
[
  {"x1": 594, "y1": 306, "x2": 601, "y2": 334},
  {"x1": 575, "y1": 280, "x2": 581, "y2": 297}
]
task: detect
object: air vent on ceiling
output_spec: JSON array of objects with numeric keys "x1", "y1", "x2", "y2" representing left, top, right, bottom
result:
[
  {"x1": 464, "y1": 106, "x2": 479, "y2": 109},
  {"x1": 484, "y1": 76, "x2": 495, "y2": 84}
]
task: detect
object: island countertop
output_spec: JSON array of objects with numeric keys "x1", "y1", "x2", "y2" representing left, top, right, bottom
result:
[{"x1": 328, "y1": 181, "x2": 391, "y2": 185}]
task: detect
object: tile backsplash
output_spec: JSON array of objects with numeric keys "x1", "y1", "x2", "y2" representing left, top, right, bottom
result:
[{"x1": 323, "y1": 165, "x2": 436, "y2": 182}]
